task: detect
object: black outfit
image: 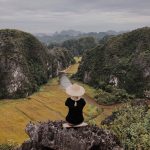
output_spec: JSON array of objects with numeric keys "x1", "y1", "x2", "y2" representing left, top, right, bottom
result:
[{"x1": 65, "y1": 97, "x2": 86, "y2": 125}]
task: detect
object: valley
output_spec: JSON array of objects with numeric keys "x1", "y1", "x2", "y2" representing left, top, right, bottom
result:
[{"x1": 0, "y1": 57, "x2": 118, "y2": 144}]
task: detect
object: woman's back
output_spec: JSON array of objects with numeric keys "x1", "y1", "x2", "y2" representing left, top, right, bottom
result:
[{"x1": 65, "y1": 97, "x2": 86, "y2": 125}]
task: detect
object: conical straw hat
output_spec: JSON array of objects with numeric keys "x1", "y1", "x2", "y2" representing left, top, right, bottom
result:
[{"x1": 66, "y1": 83, "x2": 85, "y2": 96}]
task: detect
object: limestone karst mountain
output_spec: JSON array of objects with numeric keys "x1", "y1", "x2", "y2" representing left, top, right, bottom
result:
[
  {"x1": 0, "y1": 29, "x2": 74, "y2": 99},
  {"x1": 76, "y1": 27, "x2": 150, "y2": 97}
]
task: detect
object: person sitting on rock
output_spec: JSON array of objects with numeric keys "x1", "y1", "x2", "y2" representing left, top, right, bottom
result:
[{"x1": 65, "y1": 83, "x2": 86, "y2": 126}]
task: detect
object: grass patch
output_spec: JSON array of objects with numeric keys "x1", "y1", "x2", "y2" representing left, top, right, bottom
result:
[{"x1": 0, "y1": 140, "x2": 18, "y2": 150}]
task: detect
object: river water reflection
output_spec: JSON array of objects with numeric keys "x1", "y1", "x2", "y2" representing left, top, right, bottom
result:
[{"x1": 59, "y1": 73, "x2": 72, "y2": 89}]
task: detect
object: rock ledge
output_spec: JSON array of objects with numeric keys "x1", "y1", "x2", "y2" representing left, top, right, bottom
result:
[{"x1": 18, "y1": 120, "x2": 122, "y2": 150}]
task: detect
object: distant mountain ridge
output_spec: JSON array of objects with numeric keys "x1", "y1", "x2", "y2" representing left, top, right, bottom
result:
[
  {"x1": 35, "y1": 29, "x2": 125, "y2": 45},
  {"x1": 55, "y1": 29, "x2": 82, "y2": 36}
]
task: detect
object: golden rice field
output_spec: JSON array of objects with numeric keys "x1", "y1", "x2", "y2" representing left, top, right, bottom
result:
[
  {"x1": 0, "y1": 57, "x2": 98, "y2": 144},
  {"x1": 65, "y1": 56, "x2": 81, "y2": 75}
]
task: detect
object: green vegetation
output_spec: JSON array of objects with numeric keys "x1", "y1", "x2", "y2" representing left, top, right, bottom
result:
[
  {"x1": 0, "y1": 141, "x2": 18, "y2": 150},
  {"x1": 76, "y1": 27, "x2": 150, "y2": 99},
  {"x1": 94, "y1": 85, "x2": 134, "y2": 105},
  {"x1": 62, "y1": 36, "x2": 97, "y2": 55},
  {"x1": 106, "y1": 104, "x2": 150, "y2": 149},
  {"x1": 48, "y1": 37, "x2": 97, "y2": 56}
]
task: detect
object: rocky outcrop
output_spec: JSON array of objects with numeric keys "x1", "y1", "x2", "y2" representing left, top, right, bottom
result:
[
  {"x1": 83, "y1": 71, "x2": 92, "y2": 83},
  {"x1": 109, "y1": 75, "x2": 119, "y2": 87},
  {"x1": 18, "y1": 121, "x2": 122, "y2": 150},
  {"x1": 0, "y1": 29, "x2": 74, "y2": 99}
]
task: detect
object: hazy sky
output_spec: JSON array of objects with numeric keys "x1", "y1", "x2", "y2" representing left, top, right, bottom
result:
[{"x1": 0, "y1": 0, "x2": 150, "y2": 33}]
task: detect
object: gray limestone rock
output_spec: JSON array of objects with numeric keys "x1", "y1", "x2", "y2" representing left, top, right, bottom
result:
[{"x1": 18, "y1": 120, "x2": 122, "y2": 150}]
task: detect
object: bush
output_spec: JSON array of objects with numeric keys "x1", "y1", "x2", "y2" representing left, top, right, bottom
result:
[
  {"x1": 106, "y1": 104, "x2": 150, "y2": 149},
  {"x1": 94, "y1": 85, "x2": 134, "y2": 105}
]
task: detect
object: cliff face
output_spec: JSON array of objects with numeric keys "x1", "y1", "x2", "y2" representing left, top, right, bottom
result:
[
  {"x1": 18, "y1": 121, "x2": 122, "y2": 150},
  {"x1": 76, "y1": 27, "x2": 150, "y2": 97},
  {"x1": 0, "y1": 29, "x2": 74, "y2": 99}
]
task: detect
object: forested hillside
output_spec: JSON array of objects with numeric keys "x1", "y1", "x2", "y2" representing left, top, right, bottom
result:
[
  {"x1": 76, "y1": 27, "x2": 150, "y2": 99},
  {"x1": 61, "y1": 37, "x2": 97, "y2": 55}
]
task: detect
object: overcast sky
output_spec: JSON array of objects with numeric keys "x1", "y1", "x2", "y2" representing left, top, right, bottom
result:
[{"x1": 0, "y1": 0, "x2": 150, "y2": 33}]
